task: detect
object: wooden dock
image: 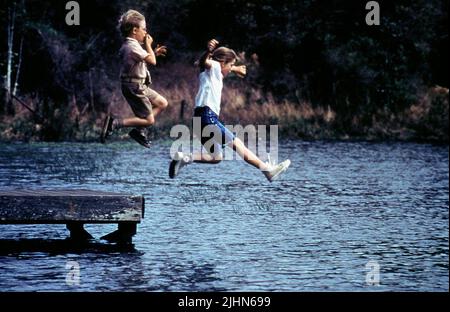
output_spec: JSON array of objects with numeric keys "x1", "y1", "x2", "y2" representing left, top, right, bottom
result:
[{"x1": 0, "y1": 189, "x2": 145, "y2": 245}]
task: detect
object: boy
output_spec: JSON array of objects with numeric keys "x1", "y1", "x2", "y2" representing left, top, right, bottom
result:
[{"x1": 100, "y1": 9, "x2": 168, "y2": 148}]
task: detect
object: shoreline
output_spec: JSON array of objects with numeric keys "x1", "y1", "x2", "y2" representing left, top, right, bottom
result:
[
  {"x1": 1, "y1": 132, "x2": 448, "y2": 146},
  {"x1": 1, "y1": 85, "x2": 447, "y2": 145}
]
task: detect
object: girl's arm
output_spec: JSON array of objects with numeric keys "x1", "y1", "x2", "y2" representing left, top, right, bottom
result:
[
  {"x1": 231, "y1": 65, "x2": 247, "y2": 78},
  {"x1": 199, "y1": 39, "x2": 219, "y2": 71}
]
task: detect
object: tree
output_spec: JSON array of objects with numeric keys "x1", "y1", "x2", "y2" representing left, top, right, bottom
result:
[{"x1": 2, "y1": 0, "x2": 25, "y2": 115}]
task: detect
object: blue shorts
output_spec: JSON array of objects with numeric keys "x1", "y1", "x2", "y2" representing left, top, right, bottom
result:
[{"x1": 193, "y1": 106, "x2": 235, "y2": 155}]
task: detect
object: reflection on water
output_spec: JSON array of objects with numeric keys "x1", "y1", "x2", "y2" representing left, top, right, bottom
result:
[{"x1": 0, "y1": 141, "x2": 448, "y2": 291}]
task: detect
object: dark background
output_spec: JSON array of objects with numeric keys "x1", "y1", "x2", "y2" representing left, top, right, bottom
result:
[{"x1": 0, "y1": 0, "x2": 448, "y2": 142}]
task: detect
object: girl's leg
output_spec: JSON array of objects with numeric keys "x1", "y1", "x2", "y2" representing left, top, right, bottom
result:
[
  {"x1": 228, "y1": 137, "x2": 268, "y2": 170},
  {"x1": 169, "y1": 144, "x2": 222, "y2": 178},
  {"x1": 192, "y1": 150, "x2": 222, "y2": 164}
]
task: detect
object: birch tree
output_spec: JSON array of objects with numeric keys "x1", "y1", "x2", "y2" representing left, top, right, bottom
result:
[{"x1": 3, "y1": 1, "x2": 24, "y2": 115}]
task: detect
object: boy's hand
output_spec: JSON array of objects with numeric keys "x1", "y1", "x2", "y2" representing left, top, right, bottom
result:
[
  {"x1": 207, "y1": 39, "x2": 219, "y2": 52},
  {"x1": 155, "y1": 44, "x2": 167, "y2": 57},
  {"x1": 232, "y1": 65, "x2": 247, "y2": 78},
  {"x1": 144, "y1": 34, "x2": 153, "y2": 47}
]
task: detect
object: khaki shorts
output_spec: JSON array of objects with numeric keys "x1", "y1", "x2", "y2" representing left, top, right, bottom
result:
[{"x1": 121, "y1": 82, "x2": 161, "y2": 118}]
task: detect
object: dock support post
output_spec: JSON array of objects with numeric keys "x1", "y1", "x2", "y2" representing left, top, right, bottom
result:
[
  {"x1": 66, "y1": 222, "x2": 94, "y2": 241},
  {"x1": 100, "y1": 222, "x2": 137, "y2": 245}
]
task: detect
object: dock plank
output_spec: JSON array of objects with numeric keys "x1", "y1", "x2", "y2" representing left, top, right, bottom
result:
[{"x1": 0, "y1": 189, "x2": 144, "y2": 224}]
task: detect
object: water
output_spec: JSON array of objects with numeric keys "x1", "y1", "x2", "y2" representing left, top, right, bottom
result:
[{"x1": 0, "y1": 141, "x2": 448, "y2": 291}]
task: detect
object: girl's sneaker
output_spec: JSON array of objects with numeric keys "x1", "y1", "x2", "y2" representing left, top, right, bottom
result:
[
  {"x1": 169, "y1": 152, "x2": 193, "y2": 178},
  {"x1": 263, "y1": 159, "x2": 291, "y2": 182}
]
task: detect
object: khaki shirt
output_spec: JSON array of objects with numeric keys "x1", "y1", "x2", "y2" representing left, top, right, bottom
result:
[{"x1": 119, "y1": 37, "x2": 151, "y2": 81}]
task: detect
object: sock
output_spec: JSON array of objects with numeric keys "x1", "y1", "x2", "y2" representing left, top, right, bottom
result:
[
  {"x1": 137, "y1": 127, "x2": 147, "y2": 136},
  {"x1": 183, "y1": 153, "x2": 194, "y2": 163},
  {"x1": 260, "y1": 162, "x2": 271, "y2": 172},
  {"x1": 145, "y1": 126, "x2": 153, "y2": 137}
]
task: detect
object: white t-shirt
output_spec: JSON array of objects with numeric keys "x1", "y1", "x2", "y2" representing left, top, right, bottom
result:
[
  {"x1": 119, "y1": 37, "x2": 150, "y2": 80},
  {"x1": 195, "y1": 60, "x2": 223, "y2": 115}
]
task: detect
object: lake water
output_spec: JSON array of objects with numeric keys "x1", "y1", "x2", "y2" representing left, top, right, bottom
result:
[{"x1": 0, "y1": 141, "x2": 448, "y2": 291}]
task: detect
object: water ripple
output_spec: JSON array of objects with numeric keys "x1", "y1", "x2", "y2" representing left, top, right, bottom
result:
[{"x1": 0, "y1": 141, "x2": 448, "y2": 291}]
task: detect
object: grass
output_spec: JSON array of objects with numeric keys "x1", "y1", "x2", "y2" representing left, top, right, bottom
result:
[{"x1": 1, "y1": 64, "x2": 448, "y2": 144}]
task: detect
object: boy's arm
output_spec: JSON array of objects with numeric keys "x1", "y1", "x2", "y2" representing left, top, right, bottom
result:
[
  {"x1": 143, "y1": 34, "x2": 157, "y2": 65},
  {"x1": 154, "y1": 44, "x2": 167, "y2": 57}
]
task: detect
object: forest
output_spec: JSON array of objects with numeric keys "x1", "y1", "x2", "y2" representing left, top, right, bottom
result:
[{"x1": 0, "y1": 0, "x2": 448, "y2": 143}]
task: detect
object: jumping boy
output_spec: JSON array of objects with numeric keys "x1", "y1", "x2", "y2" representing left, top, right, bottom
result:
[
  {"x1": 169, "y1": 39, "x2": 290, "y2": 182},
  {"x1": 100, "y1": 9, "x2": 168, "y2": 148}
]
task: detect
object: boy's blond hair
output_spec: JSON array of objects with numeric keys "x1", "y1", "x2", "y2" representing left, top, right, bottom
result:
[{"x1": 118, "y1": 10, "x2": 145, "y2": 37}]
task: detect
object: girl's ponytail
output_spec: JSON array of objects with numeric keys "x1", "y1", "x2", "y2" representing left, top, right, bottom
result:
[{"x1": 196, "y1": 46, "x2": 237, "y2": 72}]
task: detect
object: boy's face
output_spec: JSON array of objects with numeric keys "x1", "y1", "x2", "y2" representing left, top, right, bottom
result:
[
  {"x1": 221, "y1": 59, "x2": 236, "y2": 77},
  {"x1": 132, "y1": 21, "x2": 147, "y2": 43}
]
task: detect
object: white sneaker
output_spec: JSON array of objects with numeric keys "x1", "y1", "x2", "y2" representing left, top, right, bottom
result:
[
  {"x1": 169, "y1": 152, "x2": 192, "y2": 179},
  {"x1": 263, "y1": 159, "x2": 291, "y2": 182}
]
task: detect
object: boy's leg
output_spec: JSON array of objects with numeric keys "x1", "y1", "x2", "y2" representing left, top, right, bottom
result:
[
  {"x1": 100, "y1": 114, "x2": 151, "y2": 143},
  {"x1": 128, "y1": 127, "x2": 151, "y2": 148},
  {"x1": 150, "y1": 95, "x2": 168, "y2": 118},
  {"x1": 120, "y1": 91, "x2": 167, "y2": 127},
  {"x1": 119, "y1": 83, "x2": 158, "y2": 147},
  {"x1": 118, "y1": 83, "x2": 160, "y2": 128},
  {"x1": 120, "y1": 84, "x2": 167, "y2": 127},
  {"x1": 100, "y1": 115, "x2": 114, "y2": 143},
  {"x1": 112, "y1": 114, "x2": 152, "y2": 148},
  {"x1": 121, "y1": 93, "x2": 167, "y2": 127},
  {"x1": 121, "y1": 114, "x2": 154, "y2": 127}
]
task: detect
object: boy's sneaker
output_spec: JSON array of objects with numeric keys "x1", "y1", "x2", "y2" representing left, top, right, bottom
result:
[
  {"x1": 129, "y1": 128, "x2": 151, "y2": 148},
  {"x1": 169, "y1": 152, "x2": 193, "y2": 178},
  {"x1": 263, "y1": 159, "x2": 291, "y2": 182},
  {"x1": 100, "y1": 115, "x2": 114, "y2": 143}
]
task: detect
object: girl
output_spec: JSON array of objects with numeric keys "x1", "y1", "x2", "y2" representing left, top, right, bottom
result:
[{"x1": 169, "y1": 39, "x2": 290, "y2": 182}]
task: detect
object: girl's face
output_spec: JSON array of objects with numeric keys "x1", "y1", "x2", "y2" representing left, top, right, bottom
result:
[{"x1": 220, "y1": 59, "x2": 236, "y2": 77}]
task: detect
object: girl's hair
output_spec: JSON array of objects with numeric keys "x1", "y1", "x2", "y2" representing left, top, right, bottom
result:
[
  {"x1": 211, "y1": 47, "x2": 237, "y2": 64},
  {"x1": 198, "y1": 46, "x2": 237, "y2": 72},
  {"x1": 118, "y1": 10, "x2": 145, "y2": 37}
]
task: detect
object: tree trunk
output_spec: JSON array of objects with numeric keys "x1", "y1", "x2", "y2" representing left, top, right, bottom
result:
[
  {"x1": 12, "y1": 36, "x2": 24, "y2": 97},
  {"x1": 88, "y1": 70, "x2": 95, "y2": 114},
  {"x1": 5, "y1": 5, "x2": 16, "y2": 115}
]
